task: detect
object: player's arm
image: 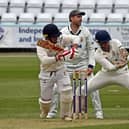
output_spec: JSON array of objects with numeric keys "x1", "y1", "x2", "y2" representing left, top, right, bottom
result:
[
  {"x1": 37, "y1": 46, "x2": 57, "y2": 65},
  {"x1": 37, "y1": 45, "x2": 76, "y2": 64},
  {"x1": 95, "y1": 51, "x2": 117, "y2": 71}
]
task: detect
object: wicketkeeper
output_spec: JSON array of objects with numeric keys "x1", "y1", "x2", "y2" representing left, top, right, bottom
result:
[
  {"x1": 37, "y1": 23, "x2": 80, "y2": 121},
  {"x1": 77, "y1": 30, "x2": 129, "y2": 114}
]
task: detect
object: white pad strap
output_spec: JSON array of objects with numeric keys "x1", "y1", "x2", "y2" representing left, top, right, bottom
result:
[{"x1": 39, "y1": 98, "x2": 51, "y2": 104}]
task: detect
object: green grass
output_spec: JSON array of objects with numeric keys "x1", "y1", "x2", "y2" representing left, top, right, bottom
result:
[
  {"x1": 0, "y1": 54, "x2": 40, "y2": 118},
  {"x1": 55, "y1": 123, "x2": 129, "y2": 129},
  {"x1": 0, "y1": 53, "x2": 129, "y2": 129}
]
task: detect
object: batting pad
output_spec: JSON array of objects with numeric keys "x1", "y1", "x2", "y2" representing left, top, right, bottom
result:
[{"x1": 60, "y1": 87, "x2": 73, "y2": 118}]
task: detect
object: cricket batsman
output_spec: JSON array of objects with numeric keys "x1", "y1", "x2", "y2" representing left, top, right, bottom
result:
[{"x1": 37, "y1": 23, "x2": 80, "y2": 121}]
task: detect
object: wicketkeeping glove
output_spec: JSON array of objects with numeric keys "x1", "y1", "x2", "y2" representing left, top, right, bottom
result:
[
  {"x1": 55, "y1": 47, "x2": 79, "y2": 61},
  {"x1": 55, "y1": 50, "x2": 71, "y2": 61},
  {"x1": 69, "y1": 47, "x2": 79, "y2": 59}
]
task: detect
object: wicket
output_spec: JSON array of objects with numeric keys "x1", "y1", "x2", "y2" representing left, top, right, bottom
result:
[
  {"x1": 72, "y1": 71, "x2": 88, "y2": 120},
  {"x1": 72, "y1": 71, "x2": 77, "y2": 120}
]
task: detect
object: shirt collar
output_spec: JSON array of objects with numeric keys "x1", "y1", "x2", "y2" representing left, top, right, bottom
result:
[{"x1": 68, "y1": 24, "x2": 82, "y2": 35}]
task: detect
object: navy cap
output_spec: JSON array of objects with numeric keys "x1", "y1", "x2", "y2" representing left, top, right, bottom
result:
[
  {"x1": 43, "y1": 24, "x2": 62, "y2": 38},
  {"x1": 95, "y1": 30, "x2": 111, "y2": 43}
]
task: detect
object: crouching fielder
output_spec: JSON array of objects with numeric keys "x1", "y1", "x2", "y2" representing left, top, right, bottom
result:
[
  {"x1": 77, "y1": 30, "x2": 129, "y2": 112},
  {"x1": 37, "y1": 24, "x2": 80, "y2": 121}
]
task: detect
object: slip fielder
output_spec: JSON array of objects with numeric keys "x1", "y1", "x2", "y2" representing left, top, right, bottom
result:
[{"x1": 77, "y1": 30, "x2": 129, "y2": 113}]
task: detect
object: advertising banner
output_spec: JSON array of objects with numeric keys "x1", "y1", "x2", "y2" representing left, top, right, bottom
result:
[{"x1": 0, "y1": 25, "x2": 129, "y2": 48}]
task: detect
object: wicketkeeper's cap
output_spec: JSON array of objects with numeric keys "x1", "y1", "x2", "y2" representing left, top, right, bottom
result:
[
  {"x1": 69, "y1": 10, "x2": 85, "y2": 21},
  {"x1": 43, "y1": 24, "x2": 62, "y2": 38}
]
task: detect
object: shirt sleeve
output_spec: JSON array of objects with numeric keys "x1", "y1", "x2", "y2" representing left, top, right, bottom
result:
[
  {"x1": 36, "y1": 46, "x2": 56, "y2": 65},
  {"x1": 95, "y1": 50, "x2": 117, "y2": 71}
]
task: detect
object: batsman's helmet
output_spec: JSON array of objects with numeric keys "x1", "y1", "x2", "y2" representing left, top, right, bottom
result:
[
  {"x1": 43, "y1": 24, "x2": 62, "y2": 38},
  {"x1": 95, "y1": 30, "x2": 111, "y2": 43}
]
